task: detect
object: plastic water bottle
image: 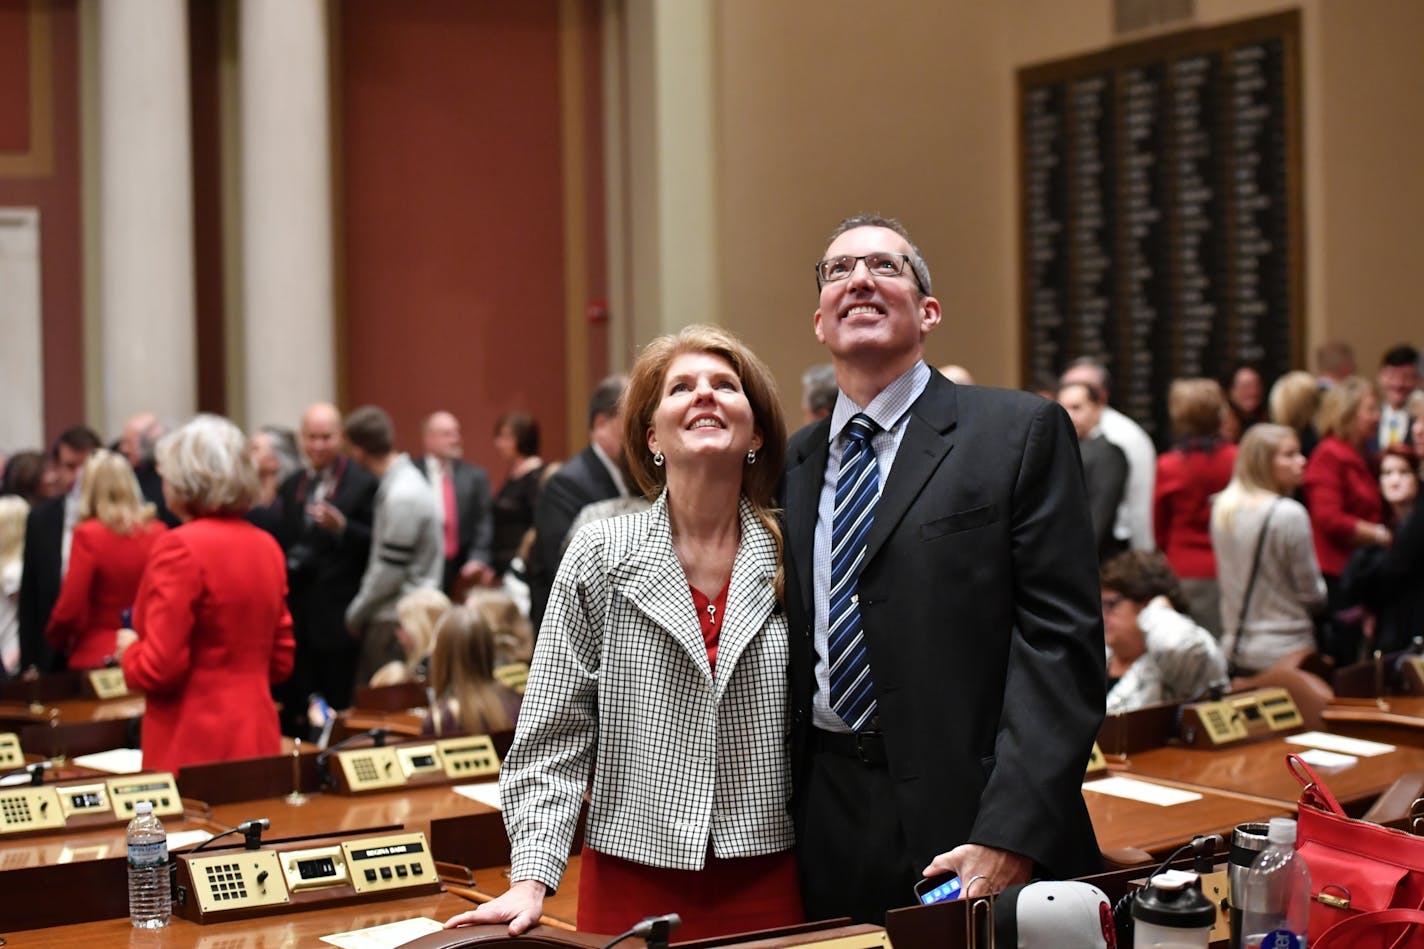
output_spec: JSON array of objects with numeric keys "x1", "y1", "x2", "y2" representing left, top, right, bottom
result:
[
  {"x1": 1239, "y1": 817, "x2": 1310, "y2": 948},
  {"x1": 126, "y1": 800, "x2": 171, "y2": 928}
]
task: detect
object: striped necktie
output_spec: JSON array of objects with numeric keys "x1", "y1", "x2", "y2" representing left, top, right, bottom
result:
[{"x1": 829, "y1": 413, "x2": 881, "y2": 731}]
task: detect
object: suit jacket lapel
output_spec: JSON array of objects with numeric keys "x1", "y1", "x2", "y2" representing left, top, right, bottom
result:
[
  {"x1": 863, "y1": 374, "x2": 959, "y2": 566},
  {"x1": 785, "y1": 420, "x2": 830, "y2": 616}
]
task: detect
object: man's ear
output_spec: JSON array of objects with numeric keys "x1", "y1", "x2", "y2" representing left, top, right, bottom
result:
[
  {"x1": 813, "y1": 309, "x2": 826, "y2": 345},
  {"x1": 918, "y1": 295, "x2": 943, "y2": 337}
]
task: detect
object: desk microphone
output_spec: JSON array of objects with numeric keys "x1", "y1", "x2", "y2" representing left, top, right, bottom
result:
[
  {"x1": 0, "y1": 759, "x2": 56, "y2": 786},
  {"x1": 315, "y1": 727, "x2": 390, "y2": 787},
  {"x1": 600, "y1": 913, "x2": 682, "y2": 949},
  {"x1": 188, "y1": 817, "x2": 273, "y2": 856}
]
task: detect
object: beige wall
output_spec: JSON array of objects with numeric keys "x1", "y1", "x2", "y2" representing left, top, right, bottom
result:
[{"x1": 682, "y1": 0, "x2": 1424, "y2": 422}]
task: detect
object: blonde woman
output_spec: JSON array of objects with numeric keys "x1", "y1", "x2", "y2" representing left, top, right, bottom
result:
[
  {"x1": 369, "y1": 587, "x2": 450, "y2": 687},
  {"x1": 1268, "y1": 369, "x2": 1322, "y2": 458},
  {"x1": 0, "y1": 495, "x2": 30, "y2": 674},
  {"x1": 423, "y1": 604, "x2": 520, "y2": 736},
  {"x1": 1211, "y1": 425, "x2": 1326, "y2": 675},
  {"x1": 45, "y1": 450, "x2": 167, "y2": 669},
  {"x1": 466, "y1": 588, "x2": 533, "y2": 669}
]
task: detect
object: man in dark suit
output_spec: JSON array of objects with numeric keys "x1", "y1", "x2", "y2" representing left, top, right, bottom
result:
[
  {"x1": 784, "y1": 215, "x2": 1105, "y2": 924},
  {"x1": 272, "y1": 402, "x2": 377, "y2": 733},
  {"x1": 1057, "y1": 380, "x2": 1129, "y2": 562},
  {"x1": 527, "y1": 376, "x2": 629, "y2": 628},
  {"x1": 412, "y1": 410, "x2": 495, "y2": 598},
  {"x1": 17, "y1": 425, "x2": 102, "y2": 674}
]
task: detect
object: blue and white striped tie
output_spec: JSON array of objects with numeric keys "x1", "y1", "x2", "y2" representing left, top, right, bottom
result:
[{"x1": 829, "y1": 413, "x2": 881, "y2": 731}]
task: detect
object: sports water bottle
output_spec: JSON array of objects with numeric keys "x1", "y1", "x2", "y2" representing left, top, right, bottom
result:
[
  {"x1": 126, "y1": 800, "x2": 171, "y2": 928},
  {"x1": 1239, "y1": 817, "x2": 1310, "y2": 948}
]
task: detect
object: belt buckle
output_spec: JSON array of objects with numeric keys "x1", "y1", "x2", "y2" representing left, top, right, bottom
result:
[{"x1": 854, "y1": 731, "x2": 881, "y2": 766}]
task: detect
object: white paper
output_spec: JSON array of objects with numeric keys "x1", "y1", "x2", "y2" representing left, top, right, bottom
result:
[
  {"x1": 1294, "y1": 747, "x2": 1358, "y2": 769},
  {"x1": 166, "y1": 829, "x2": 215, "y2": 851},
  {"x1": 71, "y1": 748, "x2": 144, "y2": 773},
  {"x1": 1083, "y1": 776, "x2": 1203, "y2": 807},
  {"x1": 451, "y1": 782, "x2": 501, "y2": 809},
  {"x1": 1285, "y1": 731, "x2": 1394, "y2": 758},
  {"x1": 321, "y1": 916, "x2": 445, "y2": 949}
]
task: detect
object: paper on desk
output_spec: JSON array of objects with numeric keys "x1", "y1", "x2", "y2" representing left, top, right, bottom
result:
[
  {"x1": 1294, "y1": 747, "x2": 1358, "y2": 769},
  {"x1": 1286, "y1": 731, "x2": 1394, "y2": 758},
  {"x1": 71, "y1": 748, "x2": 143, "y2": 773},
  {"x1": 167, "y1": 829, "x2": 215, "y2": 851},
  {"x1": 452, "y1": 781, "x2": 501, "y2": 809},
  {"x1": 321, "y1": 916, "x2": 445, "y2": 949},
  {"x1": 1082, "y1": 775, "x2": 1203, "y2": 807}
]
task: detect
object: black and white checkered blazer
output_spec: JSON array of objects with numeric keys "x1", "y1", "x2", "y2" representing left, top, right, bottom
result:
[{"x1": 501, "y1": 491, "x2": 794, "y2": 890}]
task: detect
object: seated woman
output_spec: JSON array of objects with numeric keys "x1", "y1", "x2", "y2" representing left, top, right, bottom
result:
[
  {"x1": 1101, "y1": 550, "x2": 1229, "y2": 712},
  {"x1": 1211, "y1": 424, "x2": 1326, "y2": 676},
  {"x1": 466, "y1": 588, "x2": 533, "y2": 669},
  {"x1": 423, "y1": 604, "x2": 521, "y2": 736},
  {"x1": 369, "y1": 586, "x2": 450, "y2": 687},
  {"x1": 115, "y1": 415, "x2": 294, "y2": 772},
  {"x1": 46, "y1": 450, "x2": 167, "y2": 669}
]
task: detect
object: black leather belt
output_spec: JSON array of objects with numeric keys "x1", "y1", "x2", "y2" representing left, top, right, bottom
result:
[{"x1": 812, "y1": 728, "x2": 888, "y2": 767}]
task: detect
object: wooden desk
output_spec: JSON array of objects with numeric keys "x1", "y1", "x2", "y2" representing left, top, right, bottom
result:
[
  {"x1": 1122, "y1": 736, "x2": 1424, "y2": 811},
  {"x1": 1084, "y1": 775, "x2": 1291, "y2": 856},
  {"x1": 3, "y1": 694, "x2": 146, "y2": 758},
  {"x1": 1323, "y1": 696, "x2": 1424, "y2": 746},
  {"x1": 8, "y1": 888, "x2": 479, "y2": 948}
]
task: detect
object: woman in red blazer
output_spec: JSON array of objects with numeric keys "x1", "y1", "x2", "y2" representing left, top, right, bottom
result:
[
  {"x1": 1302, "y1": 376, "x2": 1387, "y2": 666},
  {"x1": 1154, "y1": 378, "x2": 1238, "y2": 637},
  {"x1": 115, "y1": 415, "x2": 294, "y2": 773},
  {"x1": 46, "y1": 451, "x2": 167, "y2": 669}
]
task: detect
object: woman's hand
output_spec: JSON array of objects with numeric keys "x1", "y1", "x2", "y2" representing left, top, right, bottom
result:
[
  {"x1": 113, "y1": 627, "x2": 139, "y2": 660},
  {"x1": 444, "y1": 879, "x2": 547, "y2": 935}
]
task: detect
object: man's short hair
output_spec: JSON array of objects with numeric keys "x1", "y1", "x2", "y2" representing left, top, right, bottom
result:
[
  {"x1": 801, "y1": 363, "x2": 838, "y2": 416},
  {"x1": 1056, "y1": 381, "x2": 1102, "y2": 405},
  {"x1": 1315, "y1": 340, "x2": 1355, "y2": 376},
  {"x1": 53, "y1": 425, "x2": 102, "y2": 459},
  {"x1": 1063, "y1": 357, "x2": 1111, "y2": 396},
  {"x1": 587, "y1": 375, "x2": 627, "y2": 430},
  {"x1": 344, "y1": 406, "x2": 395, "y2": 456},
  {"x1": 825, "y1": 214, "x2": 932, "y2": 297},
  {"x1": 1381, "y1": 343, "x2": 1420, "y2": 369}
]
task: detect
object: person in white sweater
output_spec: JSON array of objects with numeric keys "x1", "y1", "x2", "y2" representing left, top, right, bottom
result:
[{"x1": 1211, "y1": 424, "x2": 1326, "y2": 674}]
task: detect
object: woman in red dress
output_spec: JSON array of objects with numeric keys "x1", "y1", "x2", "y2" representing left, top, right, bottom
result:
[
  {"x1": 46, "y1": 450, "x2": 166, "y2": 669},
  {"x1": 115, "y1": 415, "x2": 295, "y2": 773},
  {"x1": 446, "y1": 325, "x2": 799, "y2": 940}
]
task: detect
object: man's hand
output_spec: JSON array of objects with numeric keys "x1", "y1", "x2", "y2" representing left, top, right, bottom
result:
[
  {"x1": 444, "y1": 879, "x2": 547, "y2": 935},
  {"x1": 460, "y1": 560, "x2": 496, "y2": 588},
  {"x1": 308, "y1": 501, "x2": 346, "y2": 534},
  {"x1": 922, "y1": 844, "x2": 1032, "y2": 899}
]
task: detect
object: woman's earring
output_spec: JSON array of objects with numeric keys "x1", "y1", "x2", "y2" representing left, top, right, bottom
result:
[
  {"x1": 652, "y1": 450, "x2": 664, "y2": 467},
  {"x1": 746, "y1": 449, "x2": 757, "y2": 465}
]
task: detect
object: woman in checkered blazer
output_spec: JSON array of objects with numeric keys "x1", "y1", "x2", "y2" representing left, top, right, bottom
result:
[{"x1": 446, "y1": 325, "x2": 800, "y2": 939}]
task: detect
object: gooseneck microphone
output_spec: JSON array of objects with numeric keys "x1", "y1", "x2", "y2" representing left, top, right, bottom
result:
[
  {"x1": 315, "y1": 727, "x2": 391, "y2": 787},
  {"x1": 599, "y1": 913, "x2": 682, "y2": 949}
]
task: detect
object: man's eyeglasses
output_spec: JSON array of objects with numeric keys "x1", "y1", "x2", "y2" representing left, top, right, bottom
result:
[{"x1": 814, "y1": 253, "x2": 922, "y2": 291}]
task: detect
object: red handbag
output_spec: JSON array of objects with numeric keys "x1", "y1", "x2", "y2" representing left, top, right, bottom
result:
[{"x1": 1288, "y1": 753, "x2": 1424, "y2": 948}]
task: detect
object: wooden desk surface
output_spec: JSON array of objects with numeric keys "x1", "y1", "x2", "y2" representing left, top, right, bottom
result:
[
  {"x1": 206, "y1": 781, "x2": 501, "y2": 844},
  {"x1": 0, "y1": 694, "x2": 146, "y2": 725},
  {"x1": 1122, "y1": 735, "x2": 1424, "y2": 809},
  {"x1": 9, "y1": 887, "x2": 478, "y2": 948},
  {"x1": 1084, "y1": 774, "x2": 1291, "y2": 855},
  {"x1": 1323, "y1": 696, "x2": 1424, "y2": 746}
]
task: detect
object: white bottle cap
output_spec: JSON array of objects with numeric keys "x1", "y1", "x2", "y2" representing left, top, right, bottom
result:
[
  {"x1": 1267, "y1": 817, "x2": 1296, "y2": 844},
  {"x1": 134, "y1": 800, "x2": 153, "y2": 815}
]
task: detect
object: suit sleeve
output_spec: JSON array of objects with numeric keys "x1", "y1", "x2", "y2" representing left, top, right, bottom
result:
[
  {"x1": 45, "y1": 525, "x2": 96, "y2": 654},
  {"x1": 1302, "y1": 449, "x2": 1365, "y2": 549},
  {"x1": 269, "y1": 545, "x2": 296, "y2": 684},
  {"x1": 465, "y1": 469, "x2": 495, "y2": 567},
  {"x1": 17, "y1": 505, "x2": 57, "y2": 672},
  {"x1": 122, "y1": 536, "x2": 201, "y2": 694},
  {"x1": 346, "y1": 491, "x2": 427, "y2": 629},
  {"x1": 528, "y1": 469, "x2": 586, "y2": 626},
  {"x1": 970, "y1": 399, "x2": 1106, "y2": 869}
]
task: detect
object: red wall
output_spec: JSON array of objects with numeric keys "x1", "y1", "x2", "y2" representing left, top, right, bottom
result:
[{"x1": 338, "y1": 0, "x2": 598, "y2": 475}]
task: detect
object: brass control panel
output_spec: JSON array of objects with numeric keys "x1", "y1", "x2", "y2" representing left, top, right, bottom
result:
[
  {"x1": 329, "y1": 735, "x2": 500, "y2": 794},
  {"x1": 1180, "y1": 687, "x2": 1302, "y2": 748},
  {"x1": 494, "y1": 662, "x2": 529, "y2": 693},
  {"x1": 175, "y1": 831, "x2": 439, "y2": 923},
  {"x1": 0, "y1": 786, "x2": 65, "y2": 833},
  {"x1": 56, "y1": 781, "x2": 110, "y2": 819},
  {"x1": 1085, "y1": 742, "x2": 1107, "y2": 777},
  {"x1": 0, "y1": 732, "x2": 21, "y2": 770},
  {"x1": 85, "y1": 667, "x2": 131, "y2": 700},
  {"x1": 0, "y1": 772, "x2": 181, "y2": 837},
  {"x1": 107, "y1": 774, "x2": 184, "y2": 819}
]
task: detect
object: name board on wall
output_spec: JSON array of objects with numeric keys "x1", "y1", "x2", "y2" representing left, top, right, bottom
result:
[{"x1": 1019, "y1": 12, "x2": 1302, "y2": 447}]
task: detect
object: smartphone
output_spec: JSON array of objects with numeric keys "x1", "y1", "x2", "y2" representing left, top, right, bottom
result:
[{"x1": 914, "y1": 872, "x2": 963, "y2": 905}]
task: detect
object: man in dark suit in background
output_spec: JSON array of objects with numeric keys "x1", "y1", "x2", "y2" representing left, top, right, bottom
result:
[
  {"x1": 17, "y1": 425, "x2": 102, "y2": 674},
  {"x1": 783, "y1": 215, "x2": 1105, "y2": 924},
  {"x1": 273, "y1": 402, "x2": 377, "y2": 733},
  {"x1": 412, "y1": 410, "x2": 495, "y2": 598},
  {"x1": 527, "y1": 375, "x2": 629, "y2": 629},
  {"x1": 1057, "y1": 380, "x2": 1129, "y2": 562}
]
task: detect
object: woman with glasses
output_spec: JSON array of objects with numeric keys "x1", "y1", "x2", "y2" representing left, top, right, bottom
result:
[
  {"x1": 446, "y1": 325, "x2": 798, "y2": 940},
  {"x1": 1210, "y1": 425, "x2": 1326, "y2": 676}
]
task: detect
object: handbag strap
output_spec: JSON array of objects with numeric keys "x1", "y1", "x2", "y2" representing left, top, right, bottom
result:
[
  {"x1": 1229, "y1": 497, "x2": 1281, "y2": 672},
  {"x1": 1312, "y1": 908, "x2": 1424, "y2": 949},
  {"x1": 1286, "y1": 753, "x2": 1346, "y2": 816}
]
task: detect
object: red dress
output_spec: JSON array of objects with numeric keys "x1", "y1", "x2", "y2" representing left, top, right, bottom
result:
[
  {"x1": 121, "y1": 517, "x2": 295, "y2": 773},
  {"x1": 1154, "y1": 441, "x2": 1238, "y2": 579},
  {"x1": 46, "y1": 519, "x2": 168, "y2": 669},
  {"x1": 1302, "y1": 435, "x2": 1383, "y2": 576},
  {"x1": 575, "y1": 581, "x2": 802, "y2": 941}
]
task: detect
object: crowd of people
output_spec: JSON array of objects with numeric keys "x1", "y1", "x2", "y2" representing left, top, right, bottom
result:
[{"x1": 1, "y1": 213, "x2": 1421, "y2": 935}]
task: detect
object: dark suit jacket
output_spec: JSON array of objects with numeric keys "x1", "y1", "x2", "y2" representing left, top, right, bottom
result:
[
  {"x1": 784, "y1": 374, "x2": 1106, "y2": 879},
  {"x1": 411, "y1": 456, "x2": 494, "y2": 572},
  {"x1": 528, "y1": 445, "x2": 620, "y2": 628},
  {"x1": 17, "y1": 496, "x2": 66, "y2": 673},
  {"x1": 273, "y1": 458, "x2": 377, "y2": 655},
  {"x1": 1080, "y1": 434, "x2": 1129, "y2": 562}
]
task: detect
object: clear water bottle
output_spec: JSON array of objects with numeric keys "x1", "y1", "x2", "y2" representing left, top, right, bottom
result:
[
  {"x1": 1239, "y1": 817, "x2": 1310, "y2": 948},
  {"x1": 126, "y1": 800, "x2": 171, "y2": 928}
]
